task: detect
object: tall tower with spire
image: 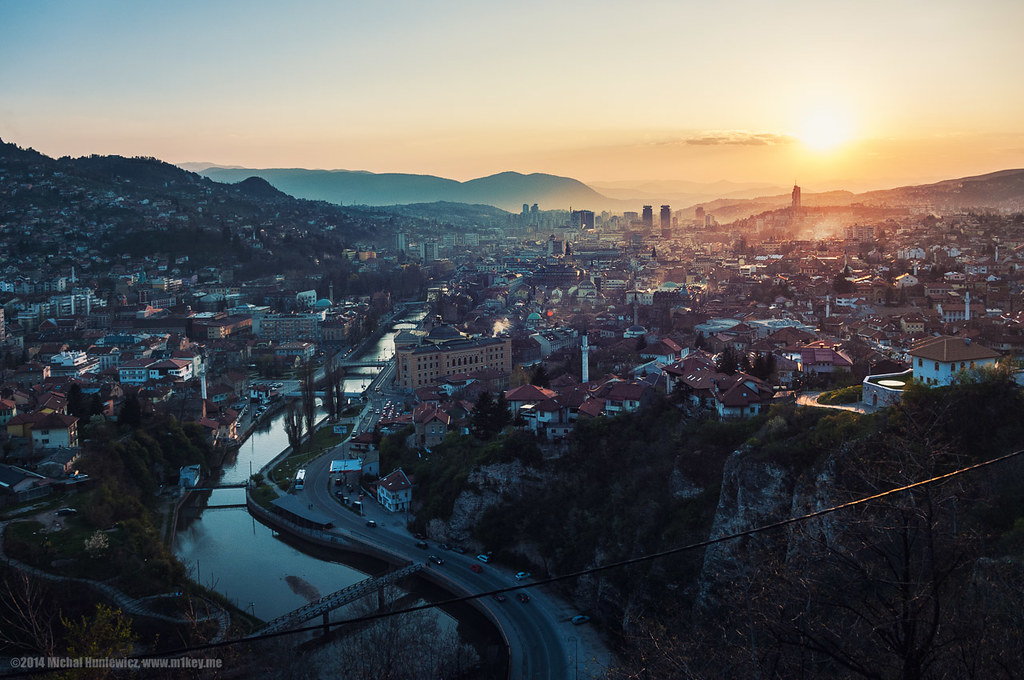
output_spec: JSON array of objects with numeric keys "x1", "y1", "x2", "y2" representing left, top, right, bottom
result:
[{"x1": 792, "y1": 184, "x2": 802, "y2": 210}]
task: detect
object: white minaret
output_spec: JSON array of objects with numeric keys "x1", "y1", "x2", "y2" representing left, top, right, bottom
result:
[
  {"x1": 200, "y1": 361, "x2": 208, "y2": 401},
  {"x1": 964, "y1": 290, "x2": 970, "y2": 322},
  {"x1": 581, "y1": 334, "x2": 590, "y2": 384},
  {"x1": 826, "y1": 295, "x2": 831, "y2": 319}
]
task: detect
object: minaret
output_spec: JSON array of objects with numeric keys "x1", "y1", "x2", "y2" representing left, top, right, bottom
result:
[
  {"x1": 826, "y1": 295, "x2": 831, "y2": 319},
  {"x1": 201, "y1": 363, "x2": 208, "y2": 401},
  {"x1": 581, "y1": 335, "x2": 590, "y2": 384},
  {"x1": 964, "y1": 290, "x2": 970, "y2": 323}
]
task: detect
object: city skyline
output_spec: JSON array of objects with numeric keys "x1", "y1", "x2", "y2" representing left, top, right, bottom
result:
[{"x1": 3, "y1": 0, "x2": 1024, "y2": 192}]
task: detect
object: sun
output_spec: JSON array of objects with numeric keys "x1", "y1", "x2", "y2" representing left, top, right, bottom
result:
[{"x1": 798, "y1": 109, "x2": 853, "y2": 151}]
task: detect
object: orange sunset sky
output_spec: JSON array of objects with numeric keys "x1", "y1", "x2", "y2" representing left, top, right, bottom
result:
[{"x1": 3, "y1": 0, "x2": 1024, "y2": 192}]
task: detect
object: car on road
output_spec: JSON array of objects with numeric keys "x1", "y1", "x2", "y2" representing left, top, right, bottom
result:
[
  {"x1": 571, "y1": 615, "x2": 591, "y2": 625},
  {"x1": 517, "y1": 593, "x2": 530, "y2": 603},
  {"x1": 428, "y1": 555, "x2": 444, "y2": 566},
  {"x1": 493, "y1": 593, "x2": 506, "y2": 602},
  {"x1": 413, "y1": 532, "x2": 426, "y2": 540},
  {"x1": 439, "y1": 543, "x2": 450, "y2": 551},
  {"x1": 476, "y1": 554, "x2": 490, "y2": 563},
  {"x1": 515, "y1": 571, "x2": 531, "y2": 580},
  {"x1": 470, "y1": 564, "x2": 483, "y2": 573},
  {"x1": 55, "y1": 507, "x2": 77, "y2": 516},
  {"x1": 365, "y1": 520, "x2": 377, "y2": 528},
  {"x1": 452, "y1": 546, "x2": 466, "y2": 554},
  {"x1": 415, "y1": 540, "x2": 429, "y2": 549}
]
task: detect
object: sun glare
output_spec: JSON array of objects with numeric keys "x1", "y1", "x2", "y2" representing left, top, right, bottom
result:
[{"x1": 798, "y1": 110, "x2": 853, "y2": 151}]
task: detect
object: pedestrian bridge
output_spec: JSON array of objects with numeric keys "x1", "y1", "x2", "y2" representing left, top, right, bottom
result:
[{"x1": 256, "y1": 562, "x2": 424, "y2": 635}]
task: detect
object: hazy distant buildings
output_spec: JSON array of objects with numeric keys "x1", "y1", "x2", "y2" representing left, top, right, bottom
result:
[
  {"x1": 396, "y1": 232, "x2": 407, "y2": 254},
  {"x1": 660, "y1": 205, "x2": 671, "y2": 237},
  {"x1": 571, "y1": 209, "x2": 595, "y2": 230},
  {"x1": 792, "y1": 184, "x2": 802, "y2": 210},
  {"x1": 641, "y1": 205, "x2": 654, "y2": 229},
  {"x1": 695, "y1": 206, "x2": 705, "y2": 223}
]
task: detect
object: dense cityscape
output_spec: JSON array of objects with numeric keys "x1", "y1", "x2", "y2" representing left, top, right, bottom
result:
[
  {"x1": 4, "y1": 1, "x2": 1024, "y2": 677},
  {"x1": 2, "y1": 138, "x2": 1024, "y2": 678}
]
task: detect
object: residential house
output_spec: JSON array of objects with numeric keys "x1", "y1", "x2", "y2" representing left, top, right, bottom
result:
[
  {"x1": 909, "y1": 336, "x2": 1001, "y2": 386},
  {"x1": 377, "y1": 468, "x2": 412, "y2": 512}
]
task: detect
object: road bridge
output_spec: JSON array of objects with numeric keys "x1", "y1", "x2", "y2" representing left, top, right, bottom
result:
[{"x1": 335, "y1": 359, "x2": 389, "y2": 368}]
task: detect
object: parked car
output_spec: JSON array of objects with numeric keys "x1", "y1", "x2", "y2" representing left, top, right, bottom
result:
[
  {"x1": 365, "y1": 520, "x2": 377, "y2": 528},
  {"x1": 571, "y1": 615, "x2": 590, "y2": 625},
  {"x1": 439, "y1": 543, "x2": 451, "y2": 551},
  {"x1": 415, "y1": 540, "x2": 428, "y2": 549},
  {"x1": 470, "y1": 564, "x2": 483, "y2": 573},
  {"x1": 55, "y1": 507, "x2": 77, "y2": 516},
  {"x1": 515, "y1": 571, "x2": 531, "y2": 581},
  {"x1": 476, "y1": 554, "x2": 490, "y2": 563}
]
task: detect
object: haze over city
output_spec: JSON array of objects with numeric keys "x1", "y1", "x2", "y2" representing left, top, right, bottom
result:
[{"x1": 3, "y1": 0, "x2": 1024, "y2": 192}]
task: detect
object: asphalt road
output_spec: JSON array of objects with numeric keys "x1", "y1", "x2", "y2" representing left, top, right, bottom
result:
[{"x1": 300, "y1": 454, "x2": 576, "y2": 680}]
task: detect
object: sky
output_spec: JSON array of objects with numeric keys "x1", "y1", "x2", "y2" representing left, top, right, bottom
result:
[{"x1": 3, "y1": 0, "x2": 1024, "y2": 192}]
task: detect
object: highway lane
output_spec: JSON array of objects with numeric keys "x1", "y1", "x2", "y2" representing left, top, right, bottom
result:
[{"x1": 299, "y1": 456, "x2": 571, "y2": 680}]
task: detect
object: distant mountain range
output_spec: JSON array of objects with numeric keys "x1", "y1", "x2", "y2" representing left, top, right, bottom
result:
[
  {"x1": 686, "y1": 169, "x2": 1024, "y2": 222},
  {"x1": 191, "y1": 164, "x2": 1024, "y2": 218},
  {"x1": 196, "y1": 167, "x2": 608, "y2": 212}
]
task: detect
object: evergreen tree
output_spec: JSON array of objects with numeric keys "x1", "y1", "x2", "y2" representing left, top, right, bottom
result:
[
  {"x1": 471, "y1": 391, "x2": 496, "y2": 439},
  {"x1": 493, "y1": 392, "x2": 511, "y2": 433},
  {"x1": 716, "y1": 346, "x2": 739, "y2": 375},
  {"x1": 118, "y1": 393, "x2": 142, "y2": 428},
  {"x1": 530, "y1": 365, "x2": 551, "y2": 388}
]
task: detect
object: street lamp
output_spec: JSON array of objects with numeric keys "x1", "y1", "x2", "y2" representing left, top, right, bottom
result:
[{"x1": 568, "y1": 635, "x2": 578, "y2": 680}]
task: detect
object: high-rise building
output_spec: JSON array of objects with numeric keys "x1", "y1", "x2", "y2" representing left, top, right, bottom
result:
[
  {"x1": 660, "y1": 205, "x2": 671, "y2": 236},
  {"x1": 396, "y1": 232, "x2": 407, "y2": 254},
  {"x1": 641, "y1": 205, "x2": 654, "y2": 229},
  {"x1": 695, "y1": 206, "x2": 705, "y2": 223},
  {"x1": 571, "y1": 209, "x2": 595, "y2": 230},
  {"x1": 792, "y1": 184, "x2": 802, "y2": 210}
]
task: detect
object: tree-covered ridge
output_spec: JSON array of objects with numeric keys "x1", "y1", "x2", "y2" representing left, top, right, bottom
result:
[{"x1": 384, "y1": 372, "x2": 1024, "y2": 679}]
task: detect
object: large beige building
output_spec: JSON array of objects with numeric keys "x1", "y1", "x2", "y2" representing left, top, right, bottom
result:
[{"x1": 395, "y1": 324, "x2": 511, "y2": 390}]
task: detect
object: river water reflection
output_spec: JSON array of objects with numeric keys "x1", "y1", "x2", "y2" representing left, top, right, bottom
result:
[{"x1": 174, "y1": 311, "x2": 425, "y2": 620}]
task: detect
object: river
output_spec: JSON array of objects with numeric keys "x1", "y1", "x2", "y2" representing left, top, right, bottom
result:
[{"x1": 174, "y1": 310, "x2": 425, "y2": 621}]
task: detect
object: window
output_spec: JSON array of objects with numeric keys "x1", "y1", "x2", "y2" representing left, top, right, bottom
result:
[
  {"x1": 918, "y1": 358, "x2": 923, "y2": 367},
  {"x1": 934, "y1": 362, "x2": 939, "y2": 371}
]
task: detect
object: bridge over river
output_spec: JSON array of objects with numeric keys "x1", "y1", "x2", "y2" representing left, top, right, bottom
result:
[{"x1": 256, "y1": 563, "x2": 424, "y2": 635}]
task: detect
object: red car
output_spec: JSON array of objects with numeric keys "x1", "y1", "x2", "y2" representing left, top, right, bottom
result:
[{"x1": 470, "y1": 564, "x2": 483, "y2": 573}]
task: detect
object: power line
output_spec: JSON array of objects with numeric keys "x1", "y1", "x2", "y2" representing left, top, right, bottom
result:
[{"x1": 6, "y1": 447, "x2": 1023, "y2": 676}]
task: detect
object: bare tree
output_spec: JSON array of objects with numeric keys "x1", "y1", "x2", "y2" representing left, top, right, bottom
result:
[
  {"x1": 308, "y1": 585, "x2": 479, "y2": 680},
  {"x1": 0, "y1": 569, "x2": 57, "y2": 655},
  {"x1": 283, "y1": 400, "x2": 304, "y2": 453},
  {"x1": 300, "y1": 360, "x2": 317, "y2": 436}
]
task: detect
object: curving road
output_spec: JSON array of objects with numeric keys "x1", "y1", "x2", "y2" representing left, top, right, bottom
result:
[{"x1": 298, "y1": 452, "x2": 581, "y2": 680}]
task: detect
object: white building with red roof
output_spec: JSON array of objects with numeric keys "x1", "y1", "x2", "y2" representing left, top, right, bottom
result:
[{"x1": 377, "y1": 468, "x2": 412, "y2": 512}]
